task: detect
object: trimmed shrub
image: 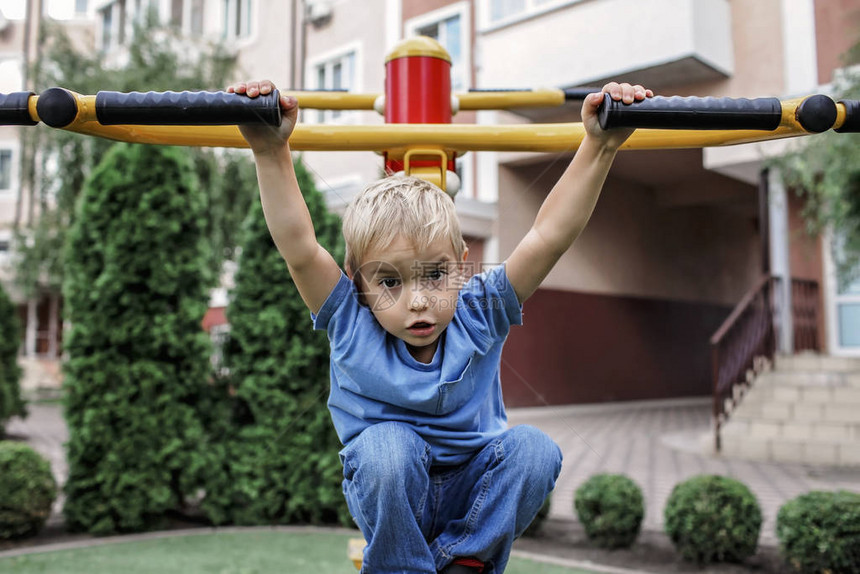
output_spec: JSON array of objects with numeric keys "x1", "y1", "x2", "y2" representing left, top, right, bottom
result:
[
  {"x1": 574, "y1": 473, "x2": 644, "y2": 549},
  {"x1": 62, "y1": 143, "x2": 214, "y2": 534},
  {"x1": 776, "y1": 490, "x2": 860, "y2": 574},
  {"x1": 0, "y1": 282, "x2": 25, "y2": 435},
  {"x1": 199, "y1": 157, "x2": 350, "y2": 526},
  {"x1": 523, "y1": 494, "x2": 552, "y2": 537},
  {"x1": 0, "y1": 441, "x2": 57, "y2": 539},
  {"x1": 664, "y1": 474, "x2": 762, "y2": 564}
]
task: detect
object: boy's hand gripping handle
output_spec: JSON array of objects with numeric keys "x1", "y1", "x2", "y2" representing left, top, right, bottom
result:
[{"x1": 597, "y1": 93, "x2": 838, "y2": 133}]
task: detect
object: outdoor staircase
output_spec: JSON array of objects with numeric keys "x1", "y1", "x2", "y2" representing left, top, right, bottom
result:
[{"x1": 719, "y1": 354, "x2": 860, "y2": 466}]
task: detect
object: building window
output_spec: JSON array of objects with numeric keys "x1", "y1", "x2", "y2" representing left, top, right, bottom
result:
[
  {"x1": 170, "y1": 0, "x2": 204, "y2": 35},
  {"x1": 0, "y1": 149, "x2": 12, "y2": 192},
  {"x1": 406, "y1": 3, "x2": 470, "y2": 92},
  {"x1": 101, "y1": 4, "x2": 114, "y2": 49},
  {"x1": 482, "y1": 0, "x2": 578, "y2": 29},
  {"x1": 310, "y1": 50, "x2": 356, "y2": 124},
  {"x1": 75, "y1": 0, "x2": 88, "y2": 15},
  {"x1": 223, "y1": 0, "x2": 252, "y2": 40},
  {"x1": 833, "y1": 235, "x2": 860, "y2": 350},
  {"x1": 489, "y1": 0, "x2": 525, "y2": 23}
]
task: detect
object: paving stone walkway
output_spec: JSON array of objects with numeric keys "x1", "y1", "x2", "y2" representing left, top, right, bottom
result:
[
  {"x1": 7, "y1": 398, "x2": 860, "y2": 545},
  {"x1": 509, "y1": 398, "x2": 860, "y2": 544}
]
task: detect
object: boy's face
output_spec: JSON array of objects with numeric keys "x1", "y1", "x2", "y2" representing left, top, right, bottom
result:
[{"x1": 352, "y1": 234, "x2": 467, "y2": 364}]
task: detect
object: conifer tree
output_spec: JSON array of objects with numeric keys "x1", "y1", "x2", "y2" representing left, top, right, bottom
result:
[
  {"x1": 201, "y1": 158, "x2": 351, "y2": 526},
  {"x1": 0, "y1": 283, "x2": 25, "y2": 435},
  {"x1": 62, "y1": 143, "x2": 213, "y2": 534}
]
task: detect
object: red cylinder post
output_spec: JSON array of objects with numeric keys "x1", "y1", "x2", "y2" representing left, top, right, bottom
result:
[{"x1": 384, "y1": 37, "x2": 455, "y2": 176}]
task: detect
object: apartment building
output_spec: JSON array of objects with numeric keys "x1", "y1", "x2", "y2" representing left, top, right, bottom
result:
[
  {"x1": 0, "y1": 0, "x2": 92, "y2": 361},
  {"x1": 2, "y1": 0, "x2": 858, "y2": 409}
]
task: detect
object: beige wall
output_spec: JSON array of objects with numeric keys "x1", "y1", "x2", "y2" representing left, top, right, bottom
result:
[
  {"x1": 678, "y1": 0, "x2": 785, "y2": 97},
  {"x1": 478, "y1": 0, "x2": 733, "y2": 91},
  {"x1": 490, "y1": 0, "x2": 815, "y2": 310},
  {"x1": 498, "y1": 152, "x2": 760, "y2": 306},
  {"x1": 230, "y1": 0, "x2": 295, "y2": 85},
  {"x1": 815, "y1": 0, "x2": 860, "y2": 84},
  {"x1": 300, "y1": 0, "x2": 388, "y2": 196}
]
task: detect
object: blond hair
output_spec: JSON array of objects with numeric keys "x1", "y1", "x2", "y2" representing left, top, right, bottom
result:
[{"x1": 343, "y1": 175, "x2": 467, "y2": 274}]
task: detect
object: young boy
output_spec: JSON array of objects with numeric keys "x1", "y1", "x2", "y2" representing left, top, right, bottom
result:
[{"x1": 228, "y1": 79, "x2": 652, "y2": 573}]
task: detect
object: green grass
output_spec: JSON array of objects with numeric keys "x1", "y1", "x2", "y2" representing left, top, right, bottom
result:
[{"x1": 0, "y1": 531, "x2": 600, "y2": 573}]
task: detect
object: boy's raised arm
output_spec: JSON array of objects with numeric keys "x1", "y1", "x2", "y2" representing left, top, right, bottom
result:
[
  {"x1": 505, "y1": 82, "x2": 652, "y2": 304},
  {"x1": 228, "y1": 80, "x2": 342, "y2": 315}
]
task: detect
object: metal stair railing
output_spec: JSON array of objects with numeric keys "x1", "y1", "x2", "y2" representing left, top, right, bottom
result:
[
  {"x1": 710, "y1": 275, "x2": 822, "y2": 451},
  {"x1": 710, "y1": 275, "x2": 780, "y2": 451}
]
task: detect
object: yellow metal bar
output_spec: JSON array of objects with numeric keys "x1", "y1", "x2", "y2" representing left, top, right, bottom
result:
[
  {"x1": 55, "y1": 120, "x2": 815, "y2": 152},
  {"x1": 834, "y1": 100, "x2": 853, "y2": 131},
  {"x1": 277, "y1": 89, "x2": 569, "y2": 110},
  {"x1": 63, "y1": 122, "x2": 249, "y2": 147},
  {"x1": 34, "y1": 94, "x2": 834, "y2": 151},
  {"x1": 457, "y1": 89, "x2": 566, "y2": 109},
  {"x1": 28, "y1": 97, "x2": 40, "y2": 122},
  {"x1": 282, "y1": 91, "x2": 378, "y2": 110}
]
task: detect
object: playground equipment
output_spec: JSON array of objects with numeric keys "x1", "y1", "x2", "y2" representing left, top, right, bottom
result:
[
  {"x1": 2, "y1": 36, "x2": 858, "y2": 570},
  {"x1": 1, "y1": 36, "x2": 857, "y2": 196}
]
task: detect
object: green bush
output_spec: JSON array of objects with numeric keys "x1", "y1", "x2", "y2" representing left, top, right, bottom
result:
[
  {"x1": 62, "y1": 143, "x2": 214, "y2": 534},
  {"x1": 776, "y1": 490, "x2": 860, "y2": 574},
  {"x1": 574, "y1": 473, "x2": 644, "y2": 549},
  {"x1": 664, "y1": 474, "x2": 762, "y2": 564},
  {"x1": 0, "y1": 282, "x2": 25, "y2": 435},
  {"x1": 199, "y1": 158, "x2": 350, "y2": 526},
  {"x1": 523, "y1": 494, "x2": 552, "y2": 537},
  {"x1": 0, "y1": 441, "x2": 57, "y2": 539}
]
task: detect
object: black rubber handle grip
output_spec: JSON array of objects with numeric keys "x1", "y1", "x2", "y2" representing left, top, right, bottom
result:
[
  {"x1": 835, "y1": 100, "x2": 860, "y2": 133},
  {"x1": 563, "y1": 87, "x2": 602, "y2": 100},
  {"x1": 95, "y1": 90, "x2": 282, "y2": 126},
  {"x1": 0, "y1": 92, "x2": 37, "y2": 125},
  {"x1": 597, "y1": 94, "x2": 783, "y2": 131}
]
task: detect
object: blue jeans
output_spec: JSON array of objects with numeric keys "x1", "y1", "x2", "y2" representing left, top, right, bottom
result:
[{"x1": 340, "y1": 422, "x2": 563, "y2": 573}]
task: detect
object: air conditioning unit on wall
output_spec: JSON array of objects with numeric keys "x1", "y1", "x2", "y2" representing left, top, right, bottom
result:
[{"x1": 306, "y1": 1, "x2": 332, "y2": 27}]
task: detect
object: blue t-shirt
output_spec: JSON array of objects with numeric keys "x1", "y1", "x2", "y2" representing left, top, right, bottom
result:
[{"x1": 312, "y1": 263, "x2": 523, "y2": 466}]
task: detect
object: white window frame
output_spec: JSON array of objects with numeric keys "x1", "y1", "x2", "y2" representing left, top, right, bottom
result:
[
  {"x1": 222, "y1": 0, "x2": 254, "y2": 43},
  {"x1": 0, "y1": 142, "x2": 19, "y2": 199},
  {"x1": 824, "y1": 229, "x2": 860, "y2": 356},
  {"x1": 478, "y1": 0, "x2": 581, "y2": 32},
  {"x1": 405, "y1": 1, "x2": 470, "y2": 93},
  {"x1": 304, "y1": 42, "x2": 363, "y2": 125}
]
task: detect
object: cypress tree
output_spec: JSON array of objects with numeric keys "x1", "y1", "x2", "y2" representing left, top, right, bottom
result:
[
  {"x1": 0, "y1": 283, "x2": 25, "y2": 435},
  {"x1": 200, "y1": 158, "x2": 350, "y2": 526},
  {"x1": 62, "y1": 144, "x2": 213, "y2": 534}
]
